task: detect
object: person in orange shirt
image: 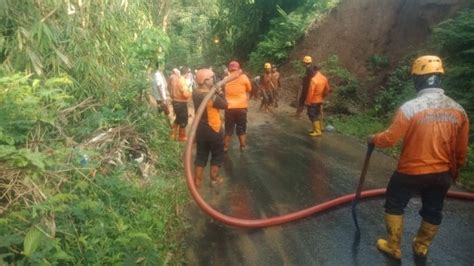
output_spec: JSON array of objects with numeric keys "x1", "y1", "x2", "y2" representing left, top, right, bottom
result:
[
  {"x1": 368, "y1": 56, "x2": 469, "y2": 260},
  {"x1": 304, "y1": 64, "x2": 330, "y2": 137},
  {"x1": 169, "y1": 68, "x2": 191, "y2": 141},
  {"x1": 259, "y1": 62, "x2": 274, "y2": 112},
  {"x1": 224, "y1": 61, "x2": 252, "y2": 152},
  {"x1": 192, "y1": 69, "x2": 228, "y2": 187}
]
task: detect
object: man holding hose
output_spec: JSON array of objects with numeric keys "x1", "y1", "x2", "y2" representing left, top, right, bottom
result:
[{"x1": 368, "y1": 55, "x2": 469, "y2": 260}]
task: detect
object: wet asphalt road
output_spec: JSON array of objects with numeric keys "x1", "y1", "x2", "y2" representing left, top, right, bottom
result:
[{"x1": 184, "y1": 109, "x2": 474, "y2": 266}]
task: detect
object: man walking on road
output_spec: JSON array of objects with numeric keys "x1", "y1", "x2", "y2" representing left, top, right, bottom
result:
[
  {"x1": 169, "y1": 68, "x2": 191, "y2": 142},
  {"x1": 192, "y1": 68, "x2": 228, "y2": 187},
  {"x1": 259, "y1": 62, "x2": 275, "y2": 112},
  {"x1": 224, "y1": 61, "x2": 251, "y2": 152},
  {"x1": 304, "y1": 64, "x2": 330, "y2": 137},
  {"x1": 368, "y1": 55, "x2": 469, "y2": 260}
]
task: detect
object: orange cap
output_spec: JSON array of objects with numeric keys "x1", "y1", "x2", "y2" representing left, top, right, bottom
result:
[
  {"x1": 196, "y1": 69, "x2": 214, "y2": 85},
  {"x1": 228, "y1": 61, "x2": 240, "y2": 71}
]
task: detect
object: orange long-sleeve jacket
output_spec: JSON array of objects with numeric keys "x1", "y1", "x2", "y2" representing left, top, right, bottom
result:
[
  {"x1": 373, "y1": 88, "x2": 469, "y2": 175},
  {"x1": 170, "y1": 74, "x2": 191, "y2": 102},
  {"x1": 305, "y1": 72, "x2": 329, "y2": 105},
  {"x1": 224, "y1": 73, "x2": 252, "y2": 109}
]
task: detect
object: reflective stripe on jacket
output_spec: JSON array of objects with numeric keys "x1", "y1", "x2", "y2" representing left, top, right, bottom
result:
[{"x1": 373, "y1": 88, "x2": 469, "y2": 175}]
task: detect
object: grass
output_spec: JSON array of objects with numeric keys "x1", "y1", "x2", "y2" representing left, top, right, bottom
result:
[{"x1": 328, "y1": 113, "x2": 473, "y2": 191}]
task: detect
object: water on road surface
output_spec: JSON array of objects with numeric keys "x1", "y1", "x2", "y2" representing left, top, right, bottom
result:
[{"x1": 184, "y1": 104, "x2": 474, "y2": 266}]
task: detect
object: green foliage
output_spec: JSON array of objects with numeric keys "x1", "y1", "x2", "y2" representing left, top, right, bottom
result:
[
  {"x1": 433, "y1": 10, "x2": 474, "y2": 120},
  {"x1": 130, "y1": 28, "x2": 170, "y2": 69},
  {"x1": 367, "y1": 54, "x2": 389, "y2": 73},
  {"x1": 320, "y1": 55, "x2": 361, "y2": 113},
  {"x1": 0, "y1": 1, "x2": 190, "y2": 264},
  {"x1": 431, "y1": 10, "x2": 474, "y2": 187},
  {"x1": 373, "y1": 60, "x2": 415, "y2": 118},
  {"x1": 166, "y1": 0, "x2": 219, "y2": 69},
  {"x1": 0, "y1": 72, "x2": 73, "y2": 144},
  {"x1": 247, "y1": 0, "x2": 339, "y2": 72},
  {"x1": 212, "y1": 0, "x2": 303, "y2": 61},
  {"x1": 1, "y1": 172, "x2": 187, "y2": 265}
]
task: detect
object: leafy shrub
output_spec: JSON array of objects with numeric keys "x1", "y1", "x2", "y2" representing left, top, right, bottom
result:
[
  {"x1": 320, "y1": 55, "x2": 361, "y2": 113},
  {"x1": 247, "y1": 1, "x2": 339, "y2": 73},
  {"x1": 373, "y1": 62, "x2": 415, "y2": 118},
  {"x1": 367, "y1": 54, "x2": 389, "y2": 73}
]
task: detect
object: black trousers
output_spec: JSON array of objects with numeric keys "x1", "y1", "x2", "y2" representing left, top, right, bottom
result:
[
  {"x1": 307, "y1": 103, "x2": 322, "y2": 122},
  {"x1": 172, "y1": 101, "x2": 188, "y2": 128},
  {"x1": 385, "y1": 171, "x2": 452, "y2": 225},
  {"x1": 195, "y1": 138, "x2": 225, "y2": 167},
  {"x1": 225, "y1": 108, "x2": 247, "y2": 136}
]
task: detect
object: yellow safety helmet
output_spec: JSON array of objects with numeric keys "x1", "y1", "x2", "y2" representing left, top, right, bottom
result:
[
  {"x1": 264, "y1": 62, "x2": 272, "y2": 69},
  {"x1": 303, "y1": 56, "x2": 312, "y2": 64},
  {"x1": 411, "y1": 55, "x2": 444, "y2": 75}
]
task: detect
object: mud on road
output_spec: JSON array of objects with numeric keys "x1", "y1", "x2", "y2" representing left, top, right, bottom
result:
[{"x1": 183, "y1": 100, "x2": 474, "y2": 265}]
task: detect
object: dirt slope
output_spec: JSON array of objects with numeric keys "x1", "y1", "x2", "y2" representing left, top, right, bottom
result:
[{"x1": 280, "y1": 0, "x2": 467, "y2": 95}]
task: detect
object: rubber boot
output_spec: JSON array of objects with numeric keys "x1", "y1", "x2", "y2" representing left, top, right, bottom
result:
[
  {"x1": 178, "y1": 127, "x2": 187, "y2": 142},
  {"x1": 224, "y1": 135, "x2": 231, "y2": 152},
  {"x1": 194, "y1": 166, "x2": 204, "y2": 188},
  {"x1": 412, "y1": 220, "x2": 439, "y2": 257},
  {"x1": 238, "y1": 134, "x2": 247, "y2": 151},
  {"x1": 170, "y1": 124, "x2": 178, "y2": 141},
  {"x1": 210, "y1": 165, "x2": 223, "y2": 186},
  {"x1": 376, "y1": 214, "x2": 403, "y2": 260},
  {"x1": 308, "y1": 121, "x2": 322, "y2": 137}
]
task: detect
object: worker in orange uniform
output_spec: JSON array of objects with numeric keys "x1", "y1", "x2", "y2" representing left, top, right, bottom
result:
[
  {"x1": 294, "y1": 56, "x2": 316, "y2": 117},
  {"x1": 224, "y1": 61, "x2": 252, "y2": 152},
  {"x1": 169, "y1": 68, "x2": 191, "y2": 141},
  {"x1": 259, "y1": 62, "x2": 274, "y2": 112},
  {"x1": 192, "y1": 68, "x2": 228, "y2": 187},
  {"x1": 368, "y1": 56, "x2": 469, "y2": 260},
  {"x1": 304, "y1": 64, "x2": 330, "y2": 137},
  {"x1": 271, "y1": 64, "x2": 281, "y2": 108}
]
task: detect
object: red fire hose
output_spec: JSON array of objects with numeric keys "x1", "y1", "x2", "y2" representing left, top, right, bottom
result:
[{"x1": 184, "y1": 75, "x2": 474, "y2": 229}]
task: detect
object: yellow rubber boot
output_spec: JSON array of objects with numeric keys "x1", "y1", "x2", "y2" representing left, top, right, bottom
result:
[
  {"x1": 413, "y1": 220, "x2": 439, "y2": 257},
  {"x1": 308, "y1": 121, "x2": 322, "y2": 137},
  {"x1": 376, "y1": 214, "x2": 403, "y2": 260}
]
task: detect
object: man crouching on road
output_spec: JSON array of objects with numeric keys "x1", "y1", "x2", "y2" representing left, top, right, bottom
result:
[
  {"x1": 192, "y1": 69, "x2": 228, "y2": 188},
  {"x1": 368, "y1": 55, "x2": 469, "y2": 260}
]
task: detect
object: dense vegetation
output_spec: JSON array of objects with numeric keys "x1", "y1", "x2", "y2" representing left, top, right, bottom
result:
[
  {"x1": 0, "y1": 1, "x2": 186, "y2": 264},
  {"x1": 1, "y1": 0, "x2": 472, "y2": 264},
  {"x1": 0, "y1": 0, "x2": 328, "y2": 264},
  {"x1": 326, "y1": 9, "x2": 474, "y2": 189}
]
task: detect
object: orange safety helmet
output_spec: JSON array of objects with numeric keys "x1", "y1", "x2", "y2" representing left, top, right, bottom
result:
[
  {"x1": 303, "y1": 56, "x2": 312, "y2": 64},
  {"x1": 196, "y1": 68, "x2": 214, "y2": 85},
  {"x1": 411, "y1": 55, "x2": 444, "y2": 75},
  {"x1": 228, "y1": 61, "x2": 240, "y2": 71},
  {"x1": 264, "y1": 62, "x2": 272, "y2": 69}
]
